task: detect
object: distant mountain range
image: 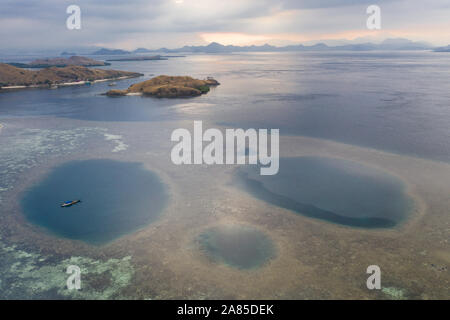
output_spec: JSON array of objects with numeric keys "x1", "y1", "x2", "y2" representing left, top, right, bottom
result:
[
  {"x1": 91, "y1": 48, "x2": 132, "y2": 55},
  {"x1": 90, "y1": 47, "x2": 157, "y2": 55},
  {"x1": 87, "y1": 39, "x2": 438, "y2": 55},
  {"x1": 8, "y1": 56, "x2": 110, "y2": 68},
  {"x1": 61, "y1": 51, "x2": 77, "y2": 56}
]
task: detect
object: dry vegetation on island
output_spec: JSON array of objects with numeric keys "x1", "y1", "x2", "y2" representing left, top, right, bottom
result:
[
  {"x1": 0, "y1": 63, "x2": 142, "y2": 88},
  {"x1": 106, "y1": 75, "x2": 220, "y2": 98}
]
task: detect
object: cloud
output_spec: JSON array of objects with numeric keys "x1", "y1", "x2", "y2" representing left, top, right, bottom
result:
[{"x1": 0, "y1": 0, "x2": 449, "y2": 51}]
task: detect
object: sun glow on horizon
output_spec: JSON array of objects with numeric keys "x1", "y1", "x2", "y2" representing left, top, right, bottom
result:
[
  {"x1": 198, "y1": 25, "x2": 450, "y2": 48},
  {"x1": 199, "y1": 33, "x2": 272, "y2": 46}
]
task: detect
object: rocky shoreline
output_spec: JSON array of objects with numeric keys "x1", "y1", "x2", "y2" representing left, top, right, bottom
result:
[
  {"x1": 105, "y1": 75, "x2": 220, "y2": 98},
  {"x1": 0, "y1": 75, "x2": 140, "y2": 90},
  {"x1": 0, "y1": 63, "x2": 143, "y2": 91}
]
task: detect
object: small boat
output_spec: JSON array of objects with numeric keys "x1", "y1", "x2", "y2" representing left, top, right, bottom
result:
[
  {"x1": 61, "y1": 200, "x2": 81, "y2": 208},
  {"x1": 108, "y1": 82, "x2": 117, "y2": 86}
]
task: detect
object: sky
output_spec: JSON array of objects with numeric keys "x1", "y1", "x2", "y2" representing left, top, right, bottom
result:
[{"x1": 1, "y1": 0, "x2": 450, "y2": 52}]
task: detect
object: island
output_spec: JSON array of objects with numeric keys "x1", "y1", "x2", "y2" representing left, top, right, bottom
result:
[
  {"x1": 0, "y1": 63, "x2": 143, "y2": 90},
  {"x1": 91, "y1": 48, "x2": 131, "y2": 55},
  {"x1": 105, "y1": 75, "x2": 220, "y2": 98},
  {"x1": 133, "y1": 48, "x2": 152, "y2": 54},
  {"x1": 7, "y1": 56, "x2": 111, "y2": 68}
]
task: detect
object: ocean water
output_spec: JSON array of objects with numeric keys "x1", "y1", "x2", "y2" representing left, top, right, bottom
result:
[
  {"x1": 0, "y1": 51, "x2": 449, "y2": 298},
  {"x1": 1, "y1": 51, "x2": 449, "y2": 162},
  {"x1": 197, "y1": 225, "x2": 275, "y2": 269},
  {"x1": 236, "y1": 157, "x2": 412, "y2": 228},
  {"x1": 21, "y1": 159, "x2": 168, "y2": 244}
]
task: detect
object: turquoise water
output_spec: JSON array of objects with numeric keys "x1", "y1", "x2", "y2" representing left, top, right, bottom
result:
[
  {"x1": 21, "y1": 159, "x2": 168, "y2": 244},
  {"x1": 197, "y1": 225, "x2": 275, "y2": 269},
  {"x1": 237, "y1": 157, "x2": 413, "y2": 228}
]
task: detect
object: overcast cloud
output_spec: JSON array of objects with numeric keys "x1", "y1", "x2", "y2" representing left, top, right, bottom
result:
[{"x1": 1, "y1": 0, "x2": 449, "y2": 52}]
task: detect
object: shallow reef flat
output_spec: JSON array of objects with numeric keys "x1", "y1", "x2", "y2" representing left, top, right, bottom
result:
[
  {"x1": 0, "y1": 236, "x2": 134, "y2": 299},
  {"x1": 0, "y1": 118, "x2": 448, "y2": 299}
]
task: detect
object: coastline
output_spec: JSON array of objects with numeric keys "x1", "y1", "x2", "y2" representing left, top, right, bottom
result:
[
  {"x1": 104, "y1": 75, "x2": 220, "y2": 98},
  {"x1": 0, "y1": 75, "x2": 139, "y2": 91}
]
